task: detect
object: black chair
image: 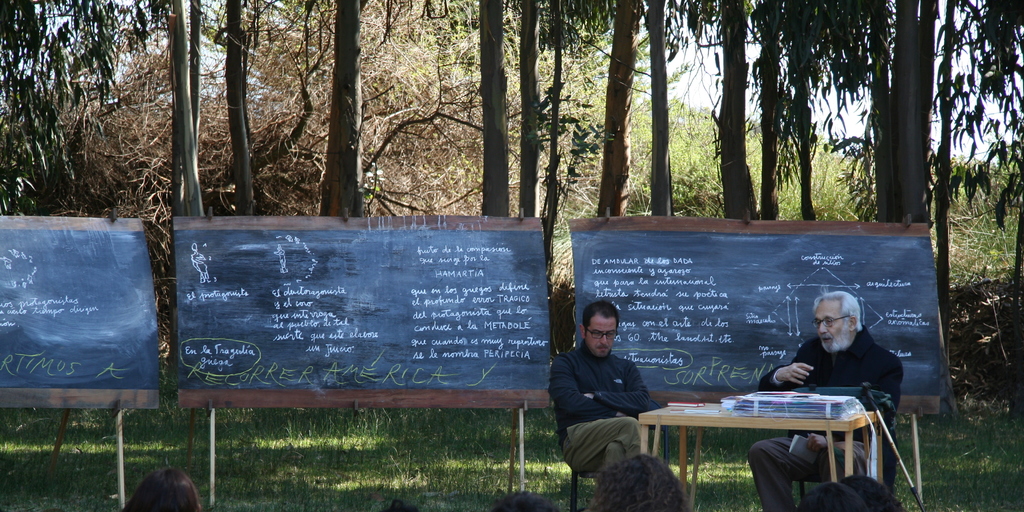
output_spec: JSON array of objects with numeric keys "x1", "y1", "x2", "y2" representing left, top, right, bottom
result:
[{"x1": 798, "y1": 474, "x2": 821, "y2": 497}]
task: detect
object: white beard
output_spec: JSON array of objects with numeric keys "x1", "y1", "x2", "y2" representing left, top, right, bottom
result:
[{"x1": 822, "y1": 332, "x2": 855, "y2": 354}]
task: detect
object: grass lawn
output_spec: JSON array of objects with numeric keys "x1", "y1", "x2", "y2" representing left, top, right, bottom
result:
[{"x1": 2, "y1": 371, "x2": 1023, "y2": 512}]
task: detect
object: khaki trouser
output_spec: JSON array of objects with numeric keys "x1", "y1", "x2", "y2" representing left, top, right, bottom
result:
[{"x1": 563, "y1": 416, "x2": 642, "y2": 472}]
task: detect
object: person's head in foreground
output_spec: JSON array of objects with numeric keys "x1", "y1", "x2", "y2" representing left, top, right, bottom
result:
[
  {"x1": 490, "y1": 491, "x2": 559, "y2": 512},
  {"x1": 380, "y1": 499, "x2": 420, "y2": 512},
  {"x1": 796, "y1": 482, "x2": 869, "y2": 512},
  {"x1": 840, "y1": 475, "x2": 905, "y2": 512},
  {"x1": 590, "y1": 454, "x2": 689, "y2": 512},
  {"x1": 122, "y1": 468, "x2": 201, "y2": 512}
]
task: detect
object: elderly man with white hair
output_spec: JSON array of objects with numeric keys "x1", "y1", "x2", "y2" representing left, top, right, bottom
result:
[{"x1": 747, "y1": 291, "x2": 903, "y2": 512}]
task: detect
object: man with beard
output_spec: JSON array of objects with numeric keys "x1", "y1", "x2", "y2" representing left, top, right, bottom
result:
[
  {"x1": 748, "y1": 291, "x2": 903, "y2": 512},
  {"x1": 549, "y1": 300, "x2": 651, "y2": 472}
]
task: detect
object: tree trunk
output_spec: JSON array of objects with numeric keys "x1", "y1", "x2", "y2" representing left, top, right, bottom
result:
[
  {"x1": 919, "y1": 0, "x2": 937, "y2": 170},
  {"x1": 597, "y1": 0, "x2": 642, "y2": 217},
  {"x1": 894, "y1": 0, "x2": 927, "y2": 223},
  {"x1": 648, "y1": 0, "x2": 672, "y2": 217},
  {"x1": 758, "y1": 37, "x2": 780, "y2": 221},
  {"x1": 543, "y1": 0, "x2": 563, "y2": 356},
  {"x1": 226, "y1": 0, "x2": 253, "y2": 215},
  {"x1": 481, "y1": 0, "x2": 509, "y2": 217},
  {"x1": 871, "y1": 1, "x2": 897, "y2": 223},
  {"x1": 321, "y1": 0, "x2": 364, "y2": 217},
  {"x1": 190, "y1": 0, "x2": 201, "y2": 138},
  {"x1": 719, "y1": 0, "x2": 752, "y2": 220},
  {"x1": 169, "y1": 8, "x2": 202, "y2": 217},
  {"x1": 519, "y1": 0, "x2": 541, "y2": 217},
  {"x1": 796, "y1": 88, "x2": 815, "y2": 221},
  {"x1": 934, "y1": 0, "x2": 958, "y2": 416}
]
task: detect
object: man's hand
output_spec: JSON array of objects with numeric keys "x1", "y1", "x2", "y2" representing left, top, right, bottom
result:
[
  {"x1": 583, "y1": 393, "x2": 594, "y2": 399},
  {"x1": 806, "y1": 433, "x2": 828, "y2": 452},
  {"x1": 775, "y1": 363, "x2": 814, "y2": 385}
]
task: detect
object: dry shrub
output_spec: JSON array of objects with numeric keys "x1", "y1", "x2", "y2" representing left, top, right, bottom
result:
[{"x1": 948, "y1": 279, "x2": 1020, "y2": 403}]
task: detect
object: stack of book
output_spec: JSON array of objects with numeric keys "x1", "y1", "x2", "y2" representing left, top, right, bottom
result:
[{"x1": 725, "y1": 391, "x2": 866, "y2": 420}]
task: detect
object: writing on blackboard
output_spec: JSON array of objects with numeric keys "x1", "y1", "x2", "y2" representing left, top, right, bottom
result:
[
  {"x1": 175, "y1": 220, "x2": 551, "y2": 393},
  {"x1": 1, "y1": 351, "x2": 82, "y2": 376}
]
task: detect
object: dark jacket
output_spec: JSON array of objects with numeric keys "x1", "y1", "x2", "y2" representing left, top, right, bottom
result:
[
  {"x1": 759, "y1": 327, "x2": 903, "y2": 413},
  {"x1": 549, "y1": 343, "x2": 650, "y2": 449}
]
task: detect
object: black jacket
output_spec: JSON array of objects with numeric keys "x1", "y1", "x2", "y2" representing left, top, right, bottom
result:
[
  {"x1": 549, "y1": 343, "x2": 650, "y2": 449},
  {"x1": 759, "y1": 327, "x2": 903, "y2": 413}
]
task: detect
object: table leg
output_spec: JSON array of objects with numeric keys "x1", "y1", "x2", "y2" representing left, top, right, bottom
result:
[
  {"x1": 844, "y1": 428, "x2": 855, "y2": 477},
  {"x1": 689, "y1": 427, "x2": 703, "y2": 511},
  {"x1": 640, "y1": 423, "x2": 650, "y2": 455},
  {"x1": 825, "y1": 429, "x2": 838, "y2": 482},
  {"x1": 652, "y1": 417, "x2": 662, "y2": 457},
  {"x1": 679, "y1": 426, "x2": 687, "y2": 485}
]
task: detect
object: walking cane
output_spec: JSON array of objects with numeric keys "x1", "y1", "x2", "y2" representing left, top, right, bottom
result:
[{"x1": 861, "y1": 383, "x2": 926, "y2": 512}]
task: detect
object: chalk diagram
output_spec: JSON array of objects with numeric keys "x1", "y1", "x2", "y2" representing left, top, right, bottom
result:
[
  {"x1": 0, "y1": 248, "x2": 38, "y2": 289},
  {"x1": 273, "y1": 235, "x2": 318, "y2": 279},
  {"x1": 768, "y1": 268, "x2": 885, "y2": 337},
  {"x1": 191, "y1": 243, "x2": 214, "y2": 283}
]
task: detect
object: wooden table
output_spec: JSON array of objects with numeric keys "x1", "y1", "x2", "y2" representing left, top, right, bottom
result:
[{"x1": 638, "y1": 404, "x2": 880, "y2": 510}]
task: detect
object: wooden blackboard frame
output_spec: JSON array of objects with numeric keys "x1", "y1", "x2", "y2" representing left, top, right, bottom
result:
[
  {"x1": 1, "y1": 216, "x2": 158, "y2": 410},
  {"x1": 570, "y1": 216, "x2": 941, "y2": 415},
  {"x1": 174, "y1": 215, "x2": 550, "y2": 410}
]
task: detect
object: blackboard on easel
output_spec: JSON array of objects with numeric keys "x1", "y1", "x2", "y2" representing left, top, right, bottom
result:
[
  {"x1": 0, "y1": 216, "x2": 159, "y2": 409},
  {"x1": 174, "y1": 215, "x2": 551, "y2": 409},
  {"x1": 570, "y1": 216, "x2": 942, "y2": 414}
]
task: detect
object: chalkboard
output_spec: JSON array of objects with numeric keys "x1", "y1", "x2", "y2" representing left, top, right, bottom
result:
[
  {"x1": 0, "y1": 216, "x2": 159, "y2": 409},
  {"x1": 571, "y1": 217, "x2": 941, "y2": 414},
  {"x1": 174, "y1": 216, "x2": 551, "y2": 409}
]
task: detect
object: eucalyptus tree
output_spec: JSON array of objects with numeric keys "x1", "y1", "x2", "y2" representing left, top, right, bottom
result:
[
  {"x1": 520, "y1": 0, "x2": 542, "y2": 217},
  {"x1": 597, "y1": 0, "x2": 644, "y2": 217},
  {"x1": 719, "y1": 0, "x2": 753, "y2": 220},
  {"x1": 481, "y1": 0, "x2": 510, "y2": 216},
  {"x1": 664, "y1": 0, "x2": 756, "y2": 220},
  {"x1": 893, "y1": 0, "x2": 927, "y2": 223},
  {"x1": 0, "y1": 0, "x2": 163, "y2": 214},
  {"x1": 226, "y1": 0, "x2": 254, "y2": 215},
  {"x1": 321, "y1": 0, "x2": 364, "y2": 217},
  {"x1": 960, "y1": 0, "x2": 1024, "y2": 415},
  {"x1": 648, "y1": 0, "x2": 673, "y2": 217},
  {"x1": 751, "y1": 0, "x2": 783, "y2": 220}
]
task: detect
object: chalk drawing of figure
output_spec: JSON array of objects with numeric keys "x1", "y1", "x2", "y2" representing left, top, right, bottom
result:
[
  {"x1": 191, "y1": 243, "x2": 210, "y2": 283},
  {"x1": 275, "y1": 244, "x2": 289, "y2": 274}
]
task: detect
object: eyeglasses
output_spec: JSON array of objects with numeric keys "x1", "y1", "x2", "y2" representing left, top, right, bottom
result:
[
  {"x1": 812, "y1": 316, "x2": 850, "y2": 328},
  {"x1": 585, "y1": 328, "x2": 617, "y2": 340}
]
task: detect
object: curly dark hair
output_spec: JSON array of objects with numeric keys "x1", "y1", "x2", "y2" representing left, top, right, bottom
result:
[
  {"x1": 840, "y1": 475, "x2": 905, "y2": 512},
  {"x1": 490, "y1": 491, "x2": 559, "y2": 512},
  {"x1": 121, "y1": 468, "x2": 201, "y2": 512},
  {"x1": 796, "y1": 482, "x2": 869, "y2": 512},
  {"x1": 589, "y1": 454, "x2": 689, "y2": 512}
]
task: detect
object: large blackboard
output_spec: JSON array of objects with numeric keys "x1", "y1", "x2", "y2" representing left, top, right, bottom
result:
[
  {"x1": 174, "y1": 216, "x2": 550, "y2": 409},
  {"x1": 571, "y1": 217, "x2": 941, "y2": 414},
  {"x1": 0, "y1": 217, "x2": 159, "y2": 409}
]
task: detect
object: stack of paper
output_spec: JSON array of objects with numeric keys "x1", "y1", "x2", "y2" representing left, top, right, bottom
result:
[{"x1": 727, "y1": 391, "x2": 865, "y2": 420}]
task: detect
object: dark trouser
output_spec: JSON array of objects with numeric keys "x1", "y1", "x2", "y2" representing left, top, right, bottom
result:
[{"x1": 748, "y1": 437, "x2": 866, "y2": 512}]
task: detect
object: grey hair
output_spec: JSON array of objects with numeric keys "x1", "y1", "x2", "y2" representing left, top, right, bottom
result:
[{"x1": 813, "y1": 291, "x2": 863, "y2": 331}]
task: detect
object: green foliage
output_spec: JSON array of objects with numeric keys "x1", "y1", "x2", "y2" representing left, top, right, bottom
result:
[{"x1": 0, "y1": 0, "x2": 164, "y2": 214}]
